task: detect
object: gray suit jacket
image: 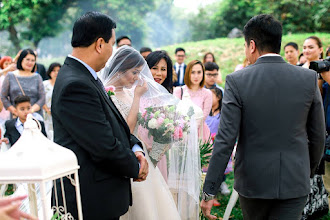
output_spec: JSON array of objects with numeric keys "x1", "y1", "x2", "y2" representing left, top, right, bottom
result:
[{"x1": 204, "y1": 55, "x2": 325, "y2": 199}]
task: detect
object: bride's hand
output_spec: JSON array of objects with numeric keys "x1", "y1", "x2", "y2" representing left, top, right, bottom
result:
[{"x1": 134, "y1": 80, "x2": 148, "y2": 98}]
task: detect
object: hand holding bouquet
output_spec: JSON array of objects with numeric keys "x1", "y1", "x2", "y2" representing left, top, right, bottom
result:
[{"x1": 138, "y1": 105, "x2": 192, "y2": 165}]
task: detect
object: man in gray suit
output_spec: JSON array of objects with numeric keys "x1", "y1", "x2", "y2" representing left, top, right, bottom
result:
[{"x1": 201, "y1": 14, "x2": 325, "y2": 220}]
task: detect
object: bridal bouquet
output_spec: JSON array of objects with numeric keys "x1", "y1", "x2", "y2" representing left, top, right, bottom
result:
[
  {"x1": 138, "y1": 105, "x2": 191, "y2": 143},
  {"x1": 137, "y1": 105, "x2": 193, "y2": 165}
]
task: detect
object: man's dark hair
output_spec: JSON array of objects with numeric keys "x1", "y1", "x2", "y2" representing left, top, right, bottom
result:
[
  {"x1": 175, "y1": 48, "x2": 185, "y2": 54},
  {"x1": 116, "y1": 36, "x2": 131, "y2": 45},
  {"x1": 243, "y1": 14, "x2": 282, "y2": 54},
  {"x1": 140, "y1": 47, "x2": 152, "y2": 53},
  {"x1": 284, "y1": 42, "x2": 298, "y2": 51},
  {"x1": 71, "y1": 11, "x2": 116, "y2": 48},
  {"x1": 14, "y1": 95, "x2": 31, "y2": 107},
  {"x1": 299, "y1": 53, "x2": 304, "y2": 59},
  {"x1": 146, "y1": 50, "x2": 173, "y2": 93},
  {"x1": 17, "y1": 49, "x2": 36, "y2": 72},
  {"x1": 204, "y1": 62, "x2": 219, "y2": 71}
]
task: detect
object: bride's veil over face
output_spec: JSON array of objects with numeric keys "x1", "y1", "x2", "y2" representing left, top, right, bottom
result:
[
  {"x1": 98, "y1": 45, "x2": 178, "y2": 107},
  {"x1": 98, "y1": 46, "x2": 201, "y2": 220}
]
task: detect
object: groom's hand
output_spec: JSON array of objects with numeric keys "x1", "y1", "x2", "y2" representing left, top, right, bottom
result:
[
  {"x1": 134, "y1": 151, "x2": 149, "y2": 182},
  {"x1": 201, "y1": 199, "x2": 217, "y2": 219}
]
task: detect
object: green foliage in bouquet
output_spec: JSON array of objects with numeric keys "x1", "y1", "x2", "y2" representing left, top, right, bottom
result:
[
  {"x1": 200, "y1": 135, "x2": 213, "y2": 169},
  {"x1": 138, "y1": 105, "x2": 191, "y2": 144}
]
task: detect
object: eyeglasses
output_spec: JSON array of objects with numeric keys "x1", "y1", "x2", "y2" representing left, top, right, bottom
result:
[
  {"x1": 23, "y1": 58, "x2": 36, "y2": 63},
  {"x1": 206, "y1": 74, "x2": 218, "y2": 78}
]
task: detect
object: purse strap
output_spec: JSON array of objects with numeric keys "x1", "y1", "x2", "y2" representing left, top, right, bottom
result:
[{"x1": 13, "y1": 74, "x2": 26, "y2": 96}]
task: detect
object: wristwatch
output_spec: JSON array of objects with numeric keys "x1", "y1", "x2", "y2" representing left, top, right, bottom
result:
[{"x1": 202, "y1": 191, "x2": 215, "y2": 201}]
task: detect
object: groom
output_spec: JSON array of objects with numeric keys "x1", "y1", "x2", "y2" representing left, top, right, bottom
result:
[
  {"x1": 201, "y1": 14, "x2": 325, "y2": 219},
  {"x1": 51, "y1": 12, "x2": 148, "y2": 220}
]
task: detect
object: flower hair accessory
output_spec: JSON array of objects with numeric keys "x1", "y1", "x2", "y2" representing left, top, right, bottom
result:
[{"x1": 105, "y1": 86, "x2": 116, "y2": 96}]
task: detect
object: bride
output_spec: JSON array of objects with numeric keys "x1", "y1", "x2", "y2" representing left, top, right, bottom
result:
[{"x1": 99, "y1": 46, "x2": 201, "y2": 220}]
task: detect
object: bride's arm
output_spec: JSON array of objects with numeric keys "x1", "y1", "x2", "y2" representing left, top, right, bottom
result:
[{"x1": 127, "y1": 81, "x2": 148, "y2": 133}]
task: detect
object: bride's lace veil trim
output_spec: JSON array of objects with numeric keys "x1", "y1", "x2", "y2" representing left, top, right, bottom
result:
[{"x1": 98, "y1": 46, "x2": 201, "y2": 219}]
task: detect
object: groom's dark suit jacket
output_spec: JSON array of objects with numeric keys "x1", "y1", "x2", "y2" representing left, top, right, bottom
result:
[
  {"x1": 204, "y1": 56, "x2": 325, "y2": 200},
  {"x1": 51, "y1": 57, "x2": 141, "y2": 219}
]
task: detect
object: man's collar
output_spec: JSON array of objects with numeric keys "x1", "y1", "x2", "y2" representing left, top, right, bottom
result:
[
  {"x1": 68, "y1": 54, "x2": 98, "y2": 80},
  {"x1": 16, "y1": 117, "x2": 23, "y2": 127},
  {"x1": 259, "y1": 53, "x2": 281, "y2": 58}
]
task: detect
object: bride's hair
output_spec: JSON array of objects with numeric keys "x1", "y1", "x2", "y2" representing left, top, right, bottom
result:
[{"x1": 108, "y1": 48, "x2": 145, "y2": 75}]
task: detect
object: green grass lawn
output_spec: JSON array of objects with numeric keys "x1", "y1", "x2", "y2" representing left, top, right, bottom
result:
[
  {"x1": 201, "y1": 172, "x2": 330, "y2": 220},
  {"x1": 162, "y1": 33, "x2": 330, "y2": 88}
]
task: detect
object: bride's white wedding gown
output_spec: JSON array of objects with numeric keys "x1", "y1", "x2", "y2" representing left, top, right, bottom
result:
[{"x1": 111, "y1": 91, "x2": 181, "y2": 220}]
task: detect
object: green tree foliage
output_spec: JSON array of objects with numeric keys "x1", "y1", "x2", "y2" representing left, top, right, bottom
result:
[
  {"x1": 189, "y1": 5, "x2": 217, "y2": 41},
  {"x1": 92, "y1": 0, "x2": 155, "y2": 49},
  {"x1": 190, "y1": 0, "x2": 330, "y2": 41},
  {"x1": 0, "y1": 0, "x2": 155, "y2": 53},
  {"x1": 22, "y1": 0, "x2": 74, "y2": 48},
  {"x1": 0, "y1": 0, "x2": 74, "y2": 52}
]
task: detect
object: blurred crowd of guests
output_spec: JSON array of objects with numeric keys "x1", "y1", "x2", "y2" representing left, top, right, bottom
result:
[{"x1": 0, "y1": 34, "x2": 329, "y2": 219}]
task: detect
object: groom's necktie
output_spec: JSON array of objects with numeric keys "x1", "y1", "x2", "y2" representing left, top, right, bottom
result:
[{"x1": 96, "y1": 78, "x2": 108, "y2": 96}]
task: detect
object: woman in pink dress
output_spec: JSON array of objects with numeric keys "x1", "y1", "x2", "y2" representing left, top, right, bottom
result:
[{"x1": 173, "y1": 60, "x2": 212, "y2": 141}]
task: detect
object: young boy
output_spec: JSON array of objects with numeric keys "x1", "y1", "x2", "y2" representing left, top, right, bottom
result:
[
  {"x1": 204, "y1": 62, "x2": 224, "y2": 92},
  {"x1": 1, "y1": 95, "x2": 47, "y2": 146}
]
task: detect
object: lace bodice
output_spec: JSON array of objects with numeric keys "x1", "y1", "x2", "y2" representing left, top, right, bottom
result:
[{"x1": 110, "y1": 89, "x2": 139, "y2": 135}]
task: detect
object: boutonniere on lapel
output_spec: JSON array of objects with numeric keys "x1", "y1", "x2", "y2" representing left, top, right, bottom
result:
[{"x1": 105, "y1": 86, "x2": 116, "y2": 96}]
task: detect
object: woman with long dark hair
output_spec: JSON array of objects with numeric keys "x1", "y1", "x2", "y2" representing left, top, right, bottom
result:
[{"x1": 145, "y1": 50, "x2": 173, "y2": 93}]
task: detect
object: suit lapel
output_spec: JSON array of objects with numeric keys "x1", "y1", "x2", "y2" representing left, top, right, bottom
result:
[
  {"x1": 9, "y1": 120, "x2": 21, "y2": 143},
  {"x1": 90, "y1": 78, "x2": 131, "y2": 136},
  {"x1": 65, "y1": 57, "x2": 131, "y2": 136}
]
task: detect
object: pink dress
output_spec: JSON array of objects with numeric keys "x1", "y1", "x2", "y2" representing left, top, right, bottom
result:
[{"x1": 173, "y1": 86, "x2": 212, "y2": 141}]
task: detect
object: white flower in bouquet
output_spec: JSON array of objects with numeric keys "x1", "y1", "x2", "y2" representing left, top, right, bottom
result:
[{"x1": 148, "y1": 118, "x2": 159, "y2": 129}]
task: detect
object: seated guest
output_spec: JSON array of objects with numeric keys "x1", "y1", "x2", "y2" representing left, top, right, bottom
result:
[
  {"x1": 1, "y1": 95, "x2": 46, "y2": 146},
  {"x1": 140, "y1": 47, "x2": 152, "y2": 59},
  {"x1": 204, "y1": 62, "x2": 223, "y2": 92},
  {"x1": 284, "y1": 42, "x2": 299, "y2": 65},
  {"x1": 116, "y1": 35, "x2": 132, "y2": 48}
]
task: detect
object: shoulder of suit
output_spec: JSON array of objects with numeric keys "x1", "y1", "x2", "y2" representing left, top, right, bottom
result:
[{"x1": 5, "y1": 119, "x2": 16, "y2": 127}]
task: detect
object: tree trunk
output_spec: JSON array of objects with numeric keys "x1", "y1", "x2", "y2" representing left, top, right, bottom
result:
[
  {"x1": 8, "y1": 24, "x2": 21, "y2": 53},
  {"x1": 33, "y1": 40, "x2": 40, "y2": 50}
]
